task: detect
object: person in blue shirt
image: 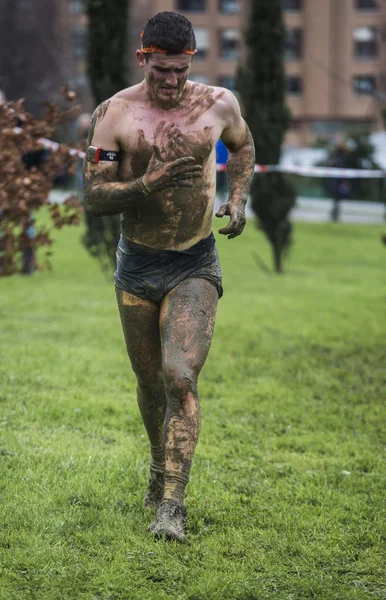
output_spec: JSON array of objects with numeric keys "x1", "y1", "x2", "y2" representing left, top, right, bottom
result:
[{"x1": 216, "y1": 138, "x2": 228, "y2": 200}]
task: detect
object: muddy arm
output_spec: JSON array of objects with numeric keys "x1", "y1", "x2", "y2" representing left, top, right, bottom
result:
[
  {"x1": 215, "y1": 91, "x2": 255, "y2": 239},
  {"x1": 83, "y1": 161, "x2": 147, "y2": 217},
  {"x1": 224, "y1": 123, "x2": 255, "y2": 210},
  {"x1": 81, "y1": 100, "x2": 148, "y2": 216}
]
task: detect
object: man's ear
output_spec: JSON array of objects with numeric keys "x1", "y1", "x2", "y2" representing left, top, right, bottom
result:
[{"x1": 136, "y1": 50, "x2": 146, "y2": 69}]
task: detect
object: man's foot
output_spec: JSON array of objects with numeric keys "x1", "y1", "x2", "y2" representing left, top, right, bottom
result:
[
  {"x1": 144, "y1": 468, "x2": 164, "y2": 509},
  {"x1": 149, "y1": 499, "x2": 187, "y2": 541}
]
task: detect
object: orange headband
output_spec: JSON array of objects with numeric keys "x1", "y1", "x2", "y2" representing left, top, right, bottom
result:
[{"x1": 140, "y1": 31, "x2": 197, "y2": 55}]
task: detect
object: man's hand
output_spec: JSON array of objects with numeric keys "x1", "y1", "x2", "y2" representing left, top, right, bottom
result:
[
  {"x1": 216, "y1": 202, "x2": 246, "y2": 239},
  {"x1": 143, "y1": 146, "x2": 202, "y2": 193}
]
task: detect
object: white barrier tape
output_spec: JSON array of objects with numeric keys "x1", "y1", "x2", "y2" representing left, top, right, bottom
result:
[
  {"x1": 13, "y1": 127, "x2": 86, "y2": 160},
  {"x1": 218, "y1": 162, "x2": 385, "y2": 178},
  {"x1": 38, "y1": 136, "x2": 86, "y2": 159},
  {"x1": 12, "y1": 128, "x2": 385, "y2": 178},
  {"x1": 263, "y1": 164, "x2": 385, "y2": 179}
]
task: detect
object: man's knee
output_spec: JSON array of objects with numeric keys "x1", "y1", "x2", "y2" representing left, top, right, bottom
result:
[
  {"x1": 136, "y1": 369, "x2": 164, "y2": 390},
  {"x1": 163, "y1": 363, "x2": 198, "y2": 408}
]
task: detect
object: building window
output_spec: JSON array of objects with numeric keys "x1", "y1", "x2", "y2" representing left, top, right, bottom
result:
[
  {"x1": 287, "y1": 75, "x2": 303, "y2": 95},
  {"x1": 190, "y1": 74, "x2": 209, "y2": 84},
  {"x1": 353, "y1": 75, "x2": 376, "y2": 94},
  {"x1": 69, "y1": 0, "x2": 84, "y2": 13},
  {"x1": 177, "y1": 0, "x2": 206, "y2": 10},
  {"x1": 219, "y1": 29, "x2": 240, "y2": 60},
  {"x1": 355, "y1": 0, "x2": 378, "y2": 9},
  {"x1": 219, "y1": 0, "x2": 240, "y2": 14},
  {"x1": 283, "y1": 0, "x2": 302, "y2": 10},
  {"x1": 285, "y1": 29, "x2": 303, "y2": 60},
  {"x1": 218, "y1": 76, "x2": 236, "y2": 90},
  {"x1": 195, "y1": 28, "x2": 209, "y2": 60},
  {"x1": 72, "y1": 28, "x2": 86, "y2": 60},
  {"x1": 354, "y1": 27, "x2": 378, "y2": 59}
]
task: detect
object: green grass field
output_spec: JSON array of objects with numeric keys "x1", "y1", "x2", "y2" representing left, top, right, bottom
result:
[{"x1": 1, "y1": 220, "x2": 385, "y2": 600}]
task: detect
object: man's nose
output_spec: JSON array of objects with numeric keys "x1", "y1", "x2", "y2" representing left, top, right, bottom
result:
[{"x1": 165, "y1": 72, "x2": 178, "y2": 86}]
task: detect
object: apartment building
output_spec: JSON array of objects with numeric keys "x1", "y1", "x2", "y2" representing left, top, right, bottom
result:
[
  {"x1": 283, "y1": 0, "x2": 385, "y2": 145},
  {"x1": 66, "y1": 0, "x2": 385, "y2": 146}
]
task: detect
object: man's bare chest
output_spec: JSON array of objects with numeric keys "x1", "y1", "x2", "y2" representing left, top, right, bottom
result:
[{"x1": 119, "y1": 109, "x2": 220, "y2": 179}]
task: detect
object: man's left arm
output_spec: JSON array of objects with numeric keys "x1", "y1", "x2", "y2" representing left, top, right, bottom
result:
[{"x1": 216, "y1": 91, "x2": 255, "y2": 239}]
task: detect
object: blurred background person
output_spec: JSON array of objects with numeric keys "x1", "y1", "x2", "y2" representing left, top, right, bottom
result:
[
  {"x1": 216, "y1": 138, "x2": 229, "y2": 202},
  {"x1": 326, "y1": 141, "x2": 352, "y2": 223}
]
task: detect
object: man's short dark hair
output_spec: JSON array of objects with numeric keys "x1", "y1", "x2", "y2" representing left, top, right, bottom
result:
[{"x1": 141, "y1": 12, "x2": 196, "y2": 57}]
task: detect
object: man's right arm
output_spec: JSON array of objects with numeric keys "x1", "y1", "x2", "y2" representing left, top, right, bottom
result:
[
  {"x1": 83, "y1": 99, "x2": 203, "y2": 216},
  {"x1": 83, "y1": 162, "x2": 149, "y2": 217},
  {"x1": 82, "y1": 100, "x2": 148, "y2": 216}
]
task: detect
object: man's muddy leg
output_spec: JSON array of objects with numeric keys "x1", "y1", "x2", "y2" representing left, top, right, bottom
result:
[
  {"x1": 116, "y1": 289, "x2": 166, "y2": 508},
  {"x1": 150, "y1": 278, "x2": 218, "y2": 539}
]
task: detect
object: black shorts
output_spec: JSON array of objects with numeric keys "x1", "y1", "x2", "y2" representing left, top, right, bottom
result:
[{"x1": 114, "y1": 232, "x2": 223, "y2": 304}]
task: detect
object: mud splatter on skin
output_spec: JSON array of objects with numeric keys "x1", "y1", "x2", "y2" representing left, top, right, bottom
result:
[
  {"x1": 160, "y1": 278, "x2": 218, "y2": 501},
  {"x1": 86, "y1": 100, "x2": 111, "y2": 146},
  {"x1": 120, "y1": 83, "x2": 225, "y2": 247},
  {"x1": 116, "y1": 279, "x2": 218, "y2": 504},
  {"x1": 216, "y1": 123, "x2": 255, "y2": 239},
  {"x1": 179, "y1": 84, "x2": 225, "y2": 126},
  {"x1": 130, "y1": 130, "x2": 153, "y2": 178},
  {"x1": 225, "y1": 123, "x2": 255, "y2": 203},
  {"x1": 146, "y1": 69, "x2": 190, "y2": 110},
  {"x1": 116, "y1": 289, "x2": 166, "y2": 475},
  {"x1": 83, "y1": 160, "x2": 147, "y2": 216},
  {"x1": 121, "y1": 122, "x2": 213, "y2": 247},
  {"x1": 83, "y1": 83, "x2": 226, "y2": 238},
  {"x1": 152, "y1": 121, "x2": 213, "y2": 165},
  {"x1": 225, "y1": 126, "x2": 254, "y2": 216},
  {"x1": 83, "y1": 100, "x2": 155, "y2": 216}
]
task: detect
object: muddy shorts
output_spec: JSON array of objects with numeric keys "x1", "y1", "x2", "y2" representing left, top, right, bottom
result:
[{"x1": 114, "y1": 232, "x2": 223, "y2": 303}]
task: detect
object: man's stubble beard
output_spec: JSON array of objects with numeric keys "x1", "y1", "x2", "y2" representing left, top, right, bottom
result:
[{"x1": 148, "y1": 76, "x2": 189, "y2": 109}]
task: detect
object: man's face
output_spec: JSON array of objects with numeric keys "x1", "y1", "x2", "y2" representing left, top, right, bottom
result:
[{"x1": 139, "y1": 52, "x2": 192, "y2": 106}]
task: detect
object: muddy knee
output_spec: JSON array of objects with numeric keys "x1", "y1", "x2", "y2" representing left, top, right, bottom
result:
[
  {"x1": 163, "y1": 365, "x2": 198, "y2": 411},
  {"x1": 136, "y1": 371, "x2": 165, "y2": 413},
  {"x1": 136, "y1": 370, "x2": 164, "y2": 391}
]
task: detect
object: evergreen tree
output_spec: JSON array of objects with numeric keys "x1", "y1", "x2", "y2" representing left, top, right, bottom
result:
[
  {"x1": 237, "y1": 0, "x2": 296, "y2": 273},
  {"x1": 83, "y1": 0, "x2": 130, "y2": 272}
]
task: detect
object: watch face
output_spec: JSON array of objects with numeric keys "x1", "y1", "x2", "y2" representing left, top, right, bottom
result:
[{"x1": 86, "y1": 146, "x2": 100, "y2": 163}]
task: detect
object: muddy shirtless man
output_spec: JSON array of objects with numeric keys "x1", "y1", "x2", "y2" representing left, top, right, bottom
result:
[{"x1": 83, "y1": 11, "x2": 255, "y2": 541}]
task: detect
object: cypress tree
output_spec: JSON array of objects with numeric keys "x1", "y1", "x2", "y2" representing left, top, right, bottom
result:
[
  {"x1": 85, "y1": 0, "x2": 130, "y2": 105},
  {"x1": 237, "y1": 0, "x2": 296, "y2": 273},
  {"x1": 83, "y1": 0, "x2": 130, "y2": 271}
]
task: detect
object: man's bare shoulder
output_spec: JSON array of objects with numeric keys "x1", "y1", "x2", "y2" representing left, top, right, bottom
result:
[
  {"x1": 184, "y1": 81, "x2": 230, "y2": 102},
  {"x1": 88, "y1": 84, "x2": 146, "y2": 143},
  {"x1": 112, "y1": 82, "x2": 146, "y2": 105},
  {"x1": 188, "y1": 83, "x2": 239, "y2": 116},
  {"x1": 177, "y1": 82, "x2": 236, "y2": 126},
  {"x1": 94, "y1": 83, "x2": 144, "y2": 121},
  {"x1": 211, "y1": 86, "x2": 240, "y2": 117}
]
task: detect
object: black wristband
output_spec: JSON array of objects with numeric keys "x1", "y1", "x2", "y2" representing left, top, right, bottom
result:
[{"x1": 86, "y1": 146, "x2": 121, "y2": 163}]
